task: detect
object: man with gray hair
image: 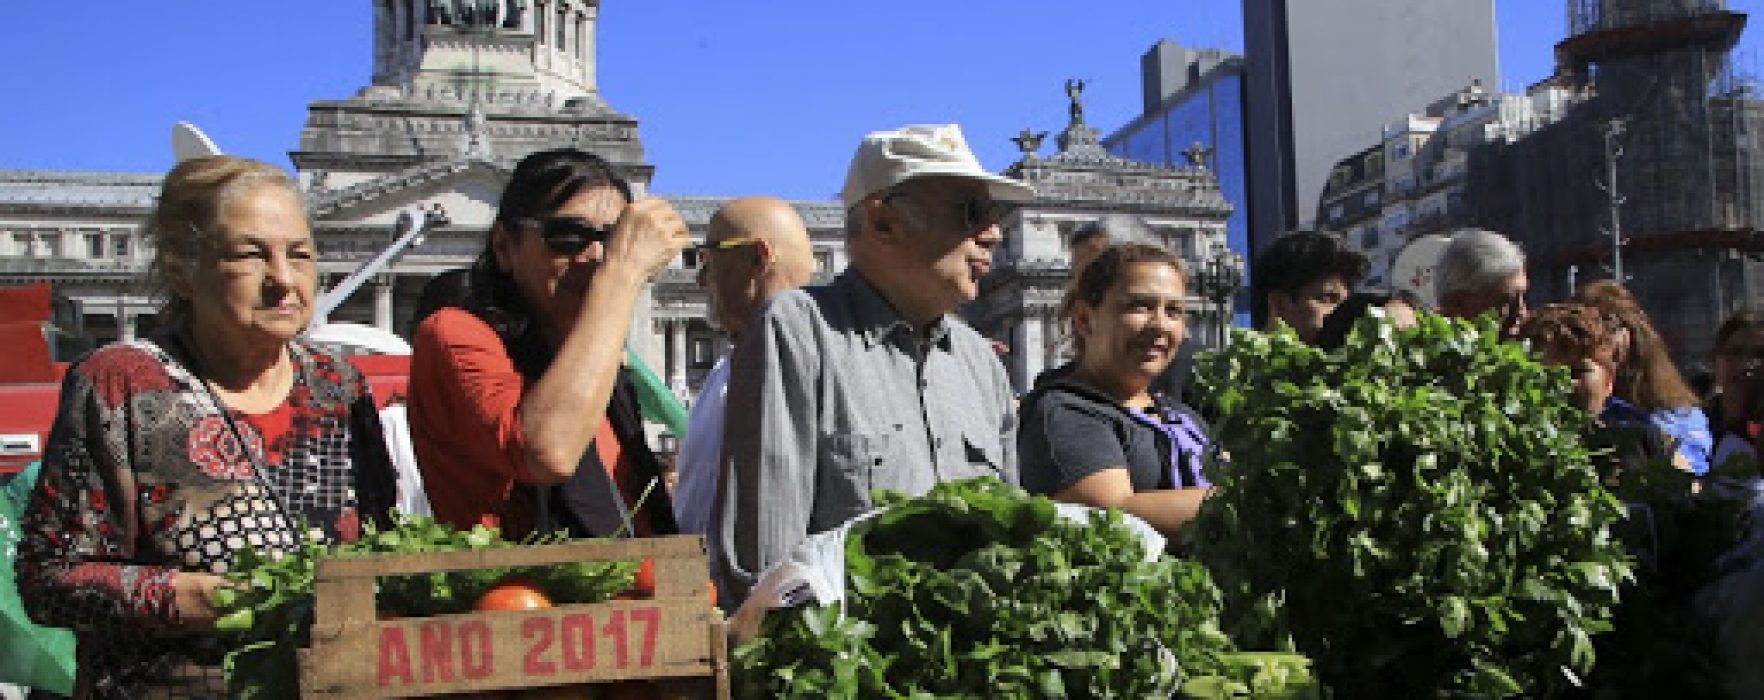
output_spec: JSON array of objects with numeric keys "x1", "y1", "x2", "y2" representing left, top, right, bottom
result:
[
  {"x1": 1434, "y1": 229, "x2": 1529, "y2": 335},
  {"x1": 712, "y1": 124, "x2": 1030, "y2": 606},
  {"x1": 1069, "y1": 214, "x2": 1160, "y2": 274}
]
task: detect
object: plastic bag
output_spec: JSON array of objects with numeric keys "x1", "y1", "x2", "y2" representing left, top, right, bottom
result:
[{"x1": 0, "y1": 461, "x2": 77, "y2": 694}]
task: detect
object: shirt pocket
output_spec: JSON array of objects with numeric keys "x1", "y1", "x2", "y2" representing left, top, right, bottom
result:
[{"x1": 816, "y1": 432, "x2": 888, "y2": 525}]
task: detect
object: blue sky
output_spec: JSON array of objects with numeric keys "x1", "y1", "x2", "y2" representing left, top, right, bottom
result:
[{"x1": 2, "y1": 1, "x2": 1759, "y2": 200}]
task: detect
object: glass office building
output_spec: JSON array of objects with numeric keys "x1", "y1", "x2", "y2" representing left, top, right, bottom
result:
[{"x1": 1105, "y1": 49, "x2": 1250, "y2": 325}]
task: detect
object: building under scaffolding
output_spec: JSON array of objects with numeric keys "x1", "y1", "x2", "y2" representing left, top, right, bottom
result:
[{"x1": 1463, "y1": 0, "x2": 1763, "y2": 360}]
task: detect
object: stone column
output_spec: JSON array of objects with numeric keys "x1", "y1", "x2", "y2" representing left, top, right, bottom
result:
[
  {"x1": 1013, "y1": 313, "x2": 1033, "y2": 392},
  {"x1": 374, "y1": 276, "x2": 395, "y2": 332},
  {"x1": 668, "y1": 319, "x2": 688, "y2": 392},
  {"x1": 116, "y1": 298, "x2": 135, "y2": 342}
]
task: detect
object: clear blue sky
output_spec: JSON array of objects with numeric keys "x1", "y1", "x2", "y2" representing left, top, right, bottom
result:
[{"x1": 2, "y1": 1, "x2": 1759, "y2": 200}]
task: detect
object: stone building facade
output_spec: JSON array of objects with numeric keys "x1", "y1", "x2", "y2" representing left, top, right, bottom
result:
[
  {"x1": 0, "y1": 1, "x2": 1235, "y2": 403},
  {"x1": 974, "y1": 93, "x2": 1235, "y2": 391}
]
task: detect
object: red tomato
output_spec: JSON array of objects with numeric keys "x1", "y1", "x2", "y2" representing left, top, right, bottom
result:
[
  {"x1": 474, "y1": 579, "x2": 554, "y2": 612},
  {"x1": 630, "y1": 558, "x2": 655, "y2": 597}
]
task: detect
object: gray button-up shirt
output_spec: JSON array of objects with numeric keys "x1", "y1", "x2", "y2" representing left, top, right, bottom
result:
[{"x1": 711, "y1": 270, "x2": 1018, "y2": 602}]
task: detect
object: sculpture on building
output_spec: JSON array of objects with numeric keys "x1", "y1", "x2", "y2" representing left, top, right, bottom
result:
[
  {"x1": 1065, "y1": 79, "x2": 1087, "y2": 125},
  {"x1": 1011, "y1": 128, "x2": 1049, "y2": 160},
  {"x1": 1183, "y1": 141, "x2": 1215, "y2": 171}
]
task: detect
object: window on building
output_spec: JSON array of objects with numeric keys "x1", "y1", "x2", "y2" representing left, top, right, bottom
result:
[
  {"x1": 41, "y1": 234, "x2": 60, "y2": 257},
  {"x1": 1329, "y1": 165, "x2": 1352, "y2": 190},
  {"x1": 112, "y1": 235, "x2": 130, "y2": 259},
  {"x1": 1361, "y1": 228, "x2": 1379, "y2": 249},
  {"x1": 86, "y1": 233, "x2": 104, "y2": 259},
  {"x1": 1363, "y1": 191, "x2": 1379, "y2": 207},
  {"x1": 403, "y1": 0, "x2": 416, "y2": 40},
  {"x1": 690, "y1": 337, "x2": 716, "y2": 368},
  {"x1": 1329, "y1": 204, "x2": 1345, "y2": 221},
  {"x1": 556, "y1": 5, "x2": 567, "y2": 47},
  {"x1": 535, "y1": 1, "x2": 546, "y2": 44},
  {"x1": 1393, "y1": 143, "x2": 1411, "y2": 159},
  {"x1": 815, "y1": 249, "x2": 834, "y2": 276}
]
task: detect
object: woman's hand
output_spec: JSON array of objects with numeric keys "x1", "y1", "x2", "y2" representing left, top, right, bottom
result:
[
  {"x1": 603, "y1": 197, "x2": 690, "y2": 281},
  {"x1": 172, "y1": 571, "x2": 236, "y2": 632}
]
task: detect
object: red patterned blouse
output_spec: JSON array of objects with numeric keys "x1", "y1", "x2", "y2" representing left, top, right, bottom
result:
[{"x1": 14, "y1": 337, "x2": 395, "y2": 698}]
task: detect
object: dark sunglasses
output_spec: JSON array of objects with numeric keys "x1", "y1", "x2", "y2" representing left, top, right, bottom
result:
[
  {"x1": 881, "y1": 190, "x2": 1002, "y2": 232},
  {"x1": 517, "y1": 216, "x2": 612, "y2": 255}
]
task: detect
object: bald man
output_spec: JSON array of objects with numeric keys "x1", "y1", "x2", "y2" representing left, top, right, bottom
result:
[{"x1": 674, "y1": 197, "x2": 815, "y2": 534}]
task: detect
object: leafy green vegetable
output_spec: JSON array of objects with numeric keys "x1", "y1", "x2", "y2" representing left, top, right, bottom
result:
[
  {"x1": 1188, "y1": 314, "x2": 1632, "y2": 698},
  {"x1": 733, "y1": 479, "x2": 1316, "y2": 698},
  {"x1": 212, "y1": 513, "x2": 636, "y2": 698}
]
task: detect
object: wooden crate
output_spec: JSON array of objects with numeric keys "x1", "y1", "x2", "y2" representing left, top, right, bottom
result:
[{"x1": 298, "y1": 535, "x2": 728, "y2": 699}]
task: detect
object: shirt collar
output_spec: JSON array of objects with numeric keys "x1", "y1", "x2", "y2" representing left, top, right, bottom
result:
[{"x1": 837, "y1": 269, "x2": 953, "y2": 351}]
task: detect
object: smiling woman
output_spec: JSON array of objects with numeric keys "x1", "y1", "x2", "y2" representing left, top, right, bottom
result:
[
  {"x1": 13, "y1": 155, "x2": 397, "y2": 698},
  {"x1": 1018, "y1": 243, "x2": 1217, "y2": 540}
]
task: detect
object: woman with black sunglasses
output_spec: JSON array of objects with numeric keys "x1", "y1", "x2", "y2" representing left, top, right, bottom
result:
[{"x1": 407, "y1": 148, "x2": 689, "y2": 545}]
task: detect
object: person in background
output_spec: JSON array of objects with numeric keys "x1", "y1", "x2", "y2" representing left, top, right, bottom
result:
[
  {"x1": 16, "y1": 156, "x2": 396, "y2": 698},
  {"x1": 408, "y1": 148, "x2": 689, "y2": 540},
  {"x1": 1707, "y1": 310, "x2": 1764, "y2": 470},
  {"x1": 1018, "y1": 244, "x2": 1214, "y2": 539},
  {"x1": 1252, "y1": 232, "x2": 1369, "y2": 343},
  {"x1": 1311, "y1": 290, "x2": 1422, "y2": 351},
  {"x1": 1070, "y1": 214, "x2": 1160, "y2": 278},
  {"x1": 1434, "y1": 229, "x2": 1529, "y2": 336},
  {"x1": 1518, "y1": 303, "x2": 1684, "y2": 479},
  {"x1": 673, "y1": 197, "x2": 814, "y2": 535},
  {"x1": 712, "y1": 124, "x2": 1029, "y2": 605},
  {"x1": 1574, "y1": 280, "x2": 1712, "y2": 474}
]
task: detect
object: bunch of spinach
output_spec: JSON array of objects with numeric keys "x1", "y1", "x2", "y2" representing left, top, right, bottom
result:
[
  {"x1": 733, "y1": 478, "x2": 1317, "y2": 699},
  {"x1": 1187, "y1": 313, "x2": 1632, "y2": 698},
  {"x1": 211, "y1": 513, "x2": 636, "y2": 699}
]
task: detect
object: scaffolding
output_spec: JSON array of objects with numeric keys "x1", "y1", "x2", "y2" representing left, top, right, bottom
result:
[{"x1": 1464, "y1": 0, "x2": 1761, "y2": 359}]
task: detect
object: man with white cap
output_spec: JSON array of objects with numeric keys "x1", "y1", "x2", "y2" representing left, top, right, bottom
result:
[{"x1": 711, "y1": 124, "x2": 1031, "y2": 605}]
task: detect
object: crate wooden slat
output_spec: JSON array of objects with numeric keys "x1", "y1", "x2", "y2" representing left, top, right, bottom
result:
[{"x1": 298, "y1": 535, "x2": 728, "y2": 699}]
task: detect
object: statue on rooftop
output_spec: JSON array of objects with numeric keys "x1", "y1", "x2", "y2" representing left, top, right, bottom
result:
[{"x1": 1065, "y1": 78, "x2": 1087, "y2": 125}]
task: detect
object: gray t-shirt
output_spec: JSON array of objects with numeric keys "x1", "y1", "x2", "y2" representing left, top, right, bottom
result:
[
  {"x1": 711, "y1": 270, "x2": 1018, "y2": 604},
  {"x1": 1018, "y1": 382, "x2": 1212, "y2": 496}
]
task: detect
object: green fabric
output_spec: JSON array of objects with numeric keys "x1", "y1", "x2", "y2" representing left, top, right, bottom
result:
[
  {"x1": 1, "y1": 461, "x2": 77, "y2": 694},
  {"x1": 625, "y1": 349, "x2": 689, "y2": 439}
]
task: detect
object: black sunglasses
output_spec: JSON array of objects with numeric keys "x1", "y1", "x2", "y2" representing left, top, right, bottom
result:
[{"x1": 517, "y1": 216, "x2": 612, "y2": 255}]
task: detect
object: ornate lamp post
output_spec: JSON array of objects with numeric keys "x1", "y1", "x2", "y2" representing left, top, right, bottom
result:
[{"x1": 1193, "y1": 248, "x2": 1244, "y2": 347}]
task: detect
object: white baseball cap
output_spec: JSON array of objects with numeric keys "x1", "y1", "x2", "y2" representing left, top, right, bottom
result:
[{"x1": 839, "y1": 124, "x2": 1035, "y2": 209}]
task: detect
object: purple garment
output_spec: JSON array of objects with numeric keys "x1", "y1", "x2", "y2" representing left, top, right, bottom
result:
[{"x1": 1125, "y1": 404, "x2": 1211, "y2": 488}]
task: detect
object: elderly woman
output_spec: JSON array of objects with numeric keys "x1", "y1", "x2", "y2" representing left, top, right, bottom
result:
[
  {"x1": 1574, "y1": 281, "x2": 1713, "y2": 474},
  {"x1": 1518, "y1": 303, "x2": 1682, "y2": 478},
  {"x1": 408, "y1": 148, "x2": 688, "y2": 541},
  {"x1": 1018, "y1": 244, "x2": 1214, "y2": 539},
  {"x1": 14, "y1": 156, "x2": 396, "y2": 698}
]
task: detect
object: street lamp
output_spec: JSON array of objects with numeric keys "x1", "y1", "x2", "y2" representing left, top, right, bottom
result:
[{"x1": 1193, "y1": 248, "x2": 1243, "y2": 347}]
